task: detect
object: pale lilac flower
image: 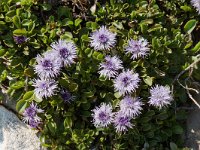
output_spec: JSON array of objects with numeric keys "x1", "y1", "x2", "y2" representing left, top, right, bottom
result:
[
  {"x1": 191, "y1": 0, "x2": 200, "y2": 14},
  {"x1": 125, "y1": 38, "x2": 150, "y2": 60},
  {"x1": 51, "y1": 39, "x2": 77, "y2": 66},
  {"x1": 13, "y1": 35, "x2": 27, "y2": 44},
  {"x1": 113, "y1": 70, "x2": 140, "y2": 95},
  {"x1": 92, "y1": 103, "x2": 113, "y2": 128},
  {"x1": 22, "y1": 102, "x2": 43, "y2": 128},
  {"x1": 29, "y1": 118, "x2": 41, "y2": 128},
  {"x1": 60, "y1": 89, "x2": 75, "y2": 103},
  {"x1": 119, "y1": 96, "x2": 143, "y2": 118},
  {"x1": 35, "y1": 52, "x2": 62, "y2": 78},
  {"x1": 99, "y1": 56, "x2": 123, "y2": 79},
  {"x1": 113, "y1": 111, "x2": 133, "y2": 132},
  {"x1": 33, "y1": 78, "x2": 57, "y2": 99},
  {"x1": 148, "y1": 85, "x2": 173, "y2": 109},
  {"x1": 90, "y1": 26, "x2": 116, "y2": 50}
]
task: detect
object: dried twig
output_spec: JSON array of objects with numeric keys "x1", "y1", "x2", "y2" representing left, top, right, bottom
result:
[{"x1": 173, "y1": 55, "x2": 200, "y2": 109}]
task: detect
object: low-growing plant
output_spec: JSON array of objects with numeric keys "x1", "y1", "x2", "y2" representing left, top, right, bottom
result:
[{"x1": 0, "y1": 0, "x2": 200, "y2": 149}]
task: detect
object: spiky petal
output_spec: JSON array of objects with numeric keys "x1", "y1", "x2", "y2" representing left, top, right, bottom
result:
[
  {"x1": 60, "y1": 89, "x2": 75, "y2": 103},
  {"x1": 22, "y1": 102, "x2": 43, "y2": 128},
  {"x1": 113, "y1": 111, "x2": 133, "y2": 132},
  {"x1": 51, "y1": 39, "x2": 77, "y2": 66},
  {"x1": 113, "y1": 70, "x2": 140, "y2": 95},
  {"x1": 33, "y1": 78, "x2": 57, "y2": 99},
  {"x1": 92, "y1": 103, "x2": 114, "y2": 128},
  {"x1": 35, "y1": 51, "x2": 62, "y2": 78},
  {"x1": 191, "y1": 0, "x2": 200, "y2": 14},
  {"x1": 148, "y1": 85, "x2": 173, "y2": 109},
  {"x1": 13, "y1": 35, "x2": 27, "y2": 44},
  {"x1": 125, "y1": 38, "x2": 149, "y2": 60},
  {"x1": 119, "y1": 96, "x2": 143, "y2": 118},
  {"x1": 90, "y1": 26, "x2": 116, "y2": 50},
  {"x1": 99, "y1": 55, "x2": 123, "y2": 79}
]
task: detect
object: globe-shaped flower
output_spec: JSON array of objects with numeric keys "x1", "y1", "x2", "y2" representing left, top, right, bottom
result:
[
  {"x1": 92, "y1": 103, "x2": 113, "y2": 127},
  {"x1": 33, "y1": 78, "x2": 58, "y2": 99},
  {"x1": 35, "y1": 52, "x2": 62, "y2": 78},
  {"x1": 99, "y1": 56, "x2": 123, "y2": 79},
  {"x1": 60, "y1": 89, "x2": 75, "y2": 103},
  {"x1": 13, "y1": 35, "x2": 27, "y2": 44},
  {"x1": 28, "y1": 118, "x2": 41, "y2": 128},
  {"x1": 22, "y1": 102, "x2": 43, "y2": 128},
  {"x1": 125, "y1": 38, "x2": 149, "y2": 60},
  {"x1": 113, "y1": 70, "x2": 140, "y2": 95},
  {"x1": 113, "y1": 111, "x2": 133, "y2": 132},
  {"x1": 148, "y1": 85, "x2": 173, "y2": 109},
  {"x1": 51, "y1": 39, "x2": 77, "y2": 66},
  {"x1": 119, "y1": 96, "x2": 143, "y2": 118},
  {"x1": 90, "y1": 26, "x2": 116, "y2": 50},
  {"x1": 191, "y1": 0, "x2": 200, "y2": 14}
]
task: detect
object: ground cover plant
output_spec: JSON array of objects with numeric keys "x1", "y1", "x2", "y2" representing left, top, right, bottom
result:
[{"x1": 0, "y1": 0, "x2": 200, "y2": 149}]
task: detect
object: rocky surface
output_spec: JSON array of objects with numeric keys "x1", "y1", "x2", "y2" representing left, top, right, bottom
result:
[{"x1": 0, "y1": 105, "x2": 41, "y2": 150}]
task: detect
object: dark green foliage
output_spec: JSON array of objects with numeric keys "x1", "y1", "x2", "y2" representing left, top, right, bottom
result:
[{"x1": 0, "y1": 0, "x2": 199, "y2": 149}]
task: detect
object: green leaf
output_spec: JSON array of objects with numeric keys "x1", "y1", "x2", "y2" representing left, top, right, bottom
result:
[
  {"x1": 0, "y1": 49, "x2": 6, "y2": 56},
  {"x1": 28, "y1": 21, "x2": 35, "y2": 32},
  {"x1": 81, "y1": 34, "x2": 89, "y2": 42},
  {"x1": 75, "y1": 18, "x2": 82, "y2": 27},
  {"x1": 81, "y1": 111, "x2": 91, "y2": 117},
  {"x1": 13, "y1": 29, "x2": 27, "y2": 36},
  {"x1": 58, "y1": 6, "x2": 71, "y2": 19},
  {"x1": 184, "y1": 19, "x2": 197, "y2": 34},
  {"x1": 13, "y1": 16, "x2": 21, "y2": 28},
  {"x1": 143, "y1": 76, "x2": 153, "y2": 86},
  {"x1": 152, "y1": 38, "x2": 161, "y2": 49},
  {"x1": 16, "y1": 99, "x2": 28, "y2": 114},
  {"x1": 192, "y1": 41, "x2": 200, "y2": 52},
  {"x1": 172, "y1": 125, "x2": 183, "y2": 134},
  {"x1": 47, "y1": 121, "x2": 57, "y2": 135},
  {"x1": 34, "y1": 95, "x2": 43, "y2": 102},
  {"x1": 0, "y1": 70, "x2": 7, "y2": 82},
  {"x1": 23, "y1": 91, "x2": 34, "y2": 101},
  {"x1": 0, "y1": 21, "x2": 7, "y2": 30},
  {"x1": 41, "y1": 3, "x2": 52, "y2": 11},
  {"x1": 59, "y1": 78, "x2": 70, "y2": 88},
  {"x1": 180, "y1": 5, "x2": 192, "y2": 12},
  {"x1": 10, "y1": 81, "x2": 25, "y2": 89},
  {"x1": 69, "y1": 83, "x2": 78, "y2": 92},
  {"x1": 170, "y1": 142, "x2": 178, "y2": 150},
  {"x1": 114, "y1": 92, "x2": 122, "y2": 99},
  {"x1": 64, "y1": 117, "x2": 72, "y2": 128},
  {"x1": 24, "y1": 68, "x2": 34, "y2": 77}
]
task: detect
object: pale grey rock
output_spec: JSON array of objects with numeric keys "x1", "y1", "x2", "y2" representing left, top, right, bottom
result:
[{"x1": 0, "y1": 106, "x2": 41, "y2": 150}]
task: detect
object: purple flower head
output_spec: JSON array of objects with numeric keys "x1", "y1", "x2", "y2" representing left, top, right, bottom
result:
[
  {"x1": 60, "y1": 89, "x2": 75, "y2": 103},
  {"x1": 29, "y1": 118, "x2": 41, "y2": 128},
  {"x1": 114, "y1": 70, "x2": 140, "y2": 95},
  {"x1": 22, "y1": 102, "x2": 43, "y2": 128},
  {"x1": 191, "y1": 0, "x2": 200, "y2": 14},
  {"x1": 35, "y1": 51, "x2": 62, "y2": 78},
  {"x1": 113, "y1": 111, "x2": 133, "y2": 132},
  {"x1": 92, "y1": 103, "x2": 113, "y2": 128},
  {"x1": 90, "y1": 26, "x2": 116, "y2": 50},
  {"x1": 148, "y1": 84, "x2": 173, "y2": 109},
  {"x1": 125, "y1": 38, "x2": 150, "y2": 60},
  {"x1": 99, "y1": 56, "x2": 123, "y2": 79},
  {"x1": 51, "y1": 40, "x2": 77, "y2": 66},
  {"x1": 13, "y1": 35, "x2": 27, "y2": 44},
  {"x1": 33, "y1": 78, "x2": 58, "y2": 99},
  {"x1": 119, "y1": 96, "x2": 143, "y2": 118}
]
